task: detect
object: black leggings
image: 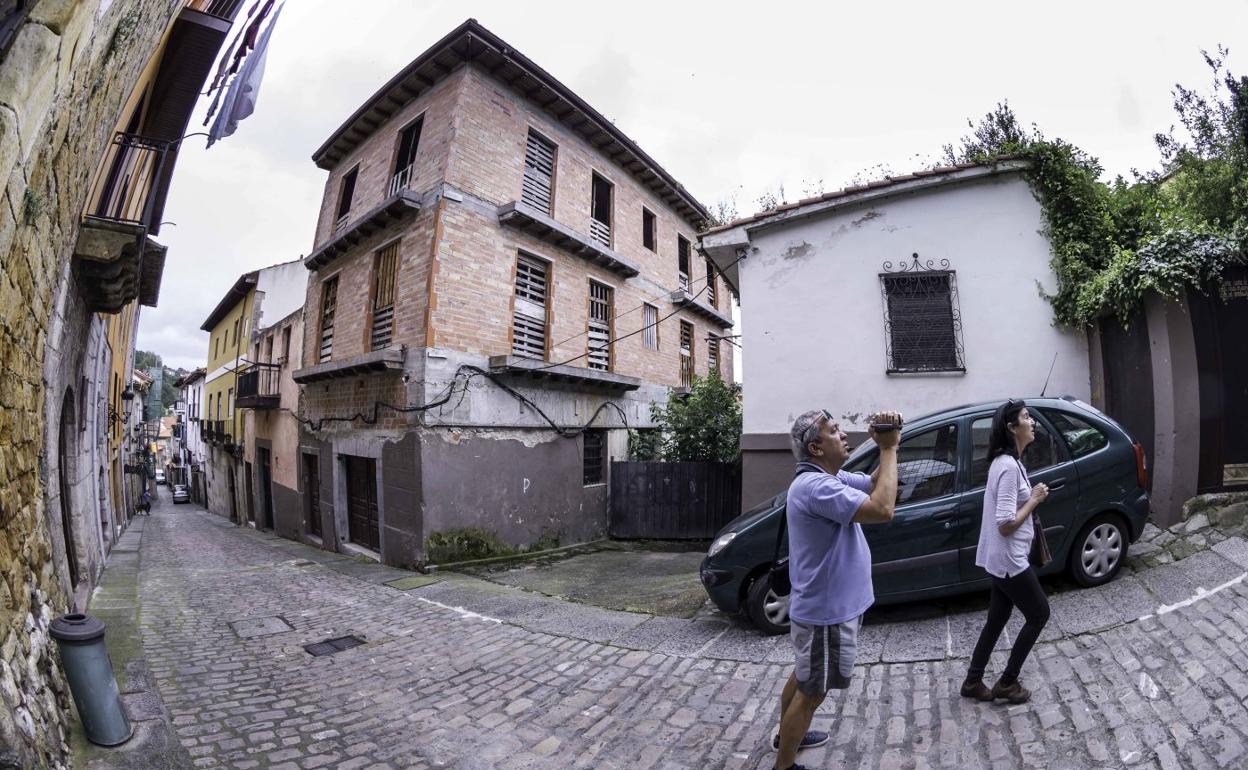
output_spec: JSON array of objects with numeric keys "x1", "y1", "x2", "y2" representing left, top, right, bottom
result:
[{"x1": 967, "y1": 566, "x2": 1050, "y2": 683}]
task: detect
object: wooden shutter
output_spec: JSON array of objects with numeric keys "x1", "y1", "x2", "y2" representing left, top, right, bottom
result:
[
  {"x1": 370, "y1": 242, "x2": 399, "y2": 350},
  {"x1": 708, "y1": 336, "x2": 719, "y2": 374},
  {"x1": 679, "y1": 321, "x2": 694, "y2": 388},
  {"x1": 522, "y1": 130, "x2": 555, "y2": 214},
  {"x1": 706, "y1": 259, "x2": 718, "y2": 307},
  {"x1": 643, "y1": 304, "x2": 658, "y2": 349},
  {"x1": 588, "y1": 282, "x2": 612, "y2": 371},
  {"x1": 318, "y1": 277, "x2": 338, "y2": 363},
  {"x1": 512, "y1": 255, "x2": 548, "y2": 359}
]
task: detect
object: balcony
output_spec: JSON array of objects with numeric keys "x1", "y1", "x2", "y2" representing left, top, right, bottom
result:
[
  {"x1": 72, "y1": 132, "x2": 173, "y2": 312},
  {"x1": 305, "y1": 191, "x2": 422, "y2": 271},
  {"x1": 236, "y1": 363, "x2": 281, "y2": 409},
  {"x1": 389, "y1": 164, "x2": 415, "y2": 196},
  {"x1": 497, "y1": 201, "x2": 640, "y2": 279},
  {"x1": 187, "y1": 0, "x2": 246, "y2": 19},
  {"x1": 669, "y1": 289, "x2": 733, "y2": 329}
]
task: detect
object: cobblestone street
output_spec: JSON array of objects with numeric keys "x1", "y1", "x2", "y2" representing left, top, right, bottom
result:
[{"x1": 118, "y1": 495, "x2": 1248, "y2": 770}]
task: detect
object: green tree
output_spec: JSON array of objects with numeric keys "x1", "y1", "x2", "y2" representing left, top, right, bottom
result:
[{"x1": 632, "y1": 371, "x2": 742, "y2": 463}]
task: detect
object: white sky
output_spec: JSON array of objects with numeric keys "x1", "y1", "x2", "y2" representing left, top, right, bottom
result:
[{"x1": 140, "y1": 0, "x2": 1248, "y2": 371}]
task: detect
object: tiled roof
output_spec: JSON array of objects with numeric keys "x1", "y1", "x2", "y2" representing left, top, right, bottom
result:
[{"x1": 703, "y1": 156, "x2": 1023, "y2": 235}]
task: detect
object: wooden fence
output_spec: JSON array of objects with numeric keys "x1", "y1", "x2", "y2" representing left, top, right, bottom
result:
[{"x1": 609, "y1": 461, "x2": 741, "y2": 540}]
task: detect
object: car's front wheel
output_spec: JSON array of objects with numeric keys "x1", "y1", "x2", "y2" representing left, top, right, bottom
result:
[
  {"x1": 1068, "y1": 513, "x2": 1127, "y2": 587},
  {"x1": 745, "y1": 572, "x2": 791, "y2": 635}
]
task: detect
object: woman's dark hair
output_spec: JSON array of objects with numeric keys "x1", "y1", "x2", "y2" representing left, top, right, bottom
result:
[{"x1": 987, "y1": 398, "x2": 1027, "y2": 461}]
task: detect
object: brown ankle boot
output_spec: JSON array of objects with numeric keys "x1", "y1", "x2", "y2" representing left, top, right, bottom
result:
[
  {"x1": 960, "y1": 679, "x2": 993, "y2": 701},
  {"x1": 991, "y1": 679, "x2": 1031, "y2": 703}
]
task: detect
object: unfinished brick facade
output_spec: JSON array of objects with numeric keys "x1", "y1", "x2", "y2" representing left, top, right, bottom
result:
[{"x1": 292, "y1": 20, "x2": 732, "y2": 566}]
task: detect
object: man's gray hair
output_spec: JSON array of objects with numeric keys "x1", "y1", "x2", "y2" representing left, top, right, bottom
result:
[{"x1": 790, "y1": 409, "x2": 828, "y2": 462}]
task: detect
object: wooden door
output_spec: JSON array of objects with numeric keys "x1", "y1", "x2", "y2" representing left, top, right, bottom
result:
[
  {"x1": 345, "y1": 456, "x2": 379, "y2": 550},
  {"x1": 302, "y1": 453, "x2": 322, "y2": 538}
]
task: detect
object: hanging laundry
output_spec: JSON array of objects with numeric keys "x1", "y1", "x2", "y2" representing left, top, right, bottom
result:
[{"x1": 207, "y1": 3, "x2": 284, "y2": 147}]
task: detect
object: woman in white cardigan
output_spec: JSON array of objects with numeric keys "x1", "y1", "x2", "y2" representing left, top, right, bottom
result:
[{"x1": 960, "y1": 398, "x2": 1051, "y2": 704}]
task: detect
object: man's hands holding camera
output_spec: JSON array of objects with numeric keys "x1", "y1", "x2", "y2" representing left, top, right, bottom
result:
[{"x1": 867, "y1": 411, "x2": 902, "y2": 450}]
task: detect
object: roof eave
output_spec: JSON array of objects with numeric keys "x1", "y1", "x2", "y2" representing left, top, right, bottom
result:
[{"x1": 200, "y1": 272, "x2": 258, "y2": 332}]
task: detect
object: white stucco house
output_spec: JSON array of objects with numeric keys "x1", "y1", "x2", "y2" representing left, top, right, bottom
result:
[{"x1": 701, "y1": 159, "x2": 1094, "y2": 508}]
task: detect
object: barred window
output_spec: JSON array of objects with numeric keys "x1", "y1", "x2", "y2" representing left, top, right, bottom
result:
[
  {"x1": 880, "y1": 271, "x2": 964, "y2": 373},
  {"x1": 679, "y1": 321, "x2": 694, "y2": 388},
  {"x1": 642, "y1": 304, "x2": 659, "y2": 350},
  {"x1": 522, "y1": 129, "x2": 556, "y2": 214},
  {"x1": 369, "y1": 241, "x2": 399, "y2": 350},
  {"x1": 512, "y1": 254, "x2": 548, "y2": 359},
  {"x1": 587, "y1": 281, "x2": 612, "y2": 371},
  {"x1": 317, "y1": 276, "x2": 338, "y2": 363},
  {"x1": 583, "y1": 429, "x2": 605, "y2": 485}
]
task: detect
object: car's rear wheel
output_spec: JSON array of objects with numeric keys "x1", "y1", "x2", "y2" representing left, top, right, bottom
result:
[
  {"x1": 1068, "y1": 513, "x2": 1127, "y2": 587},
  {"x1": 745, "y1": 572, "x2": 791, "y2": 635}
]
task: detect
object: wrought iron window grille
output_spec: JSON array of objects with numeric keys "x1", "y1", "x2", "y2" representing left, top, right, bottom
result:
[{"x1": 880, "y1": 253, "x2": 965, "y2": 374}]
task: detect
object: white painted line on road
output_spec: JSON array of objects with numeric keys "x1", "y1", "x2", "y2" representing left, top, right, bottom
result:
[
  {"x1": 1138, "y1": 571, "x2": 1248, "y2": 621},
  {"x1": 416, "y1": 596, "x2": 503, "y2": 624}
]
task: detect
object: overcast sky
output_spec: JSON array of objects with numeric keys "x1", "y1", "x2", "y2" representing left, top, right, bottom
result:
[{"x1": 140, "y1": 0, "x2": 1248, "y2": 371}]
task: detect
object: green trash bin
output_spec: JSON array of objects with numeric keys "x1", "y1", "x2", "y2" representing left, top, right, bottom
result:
[{"x1": 49, "y1": 613, "x2": 133, "y2": 746}]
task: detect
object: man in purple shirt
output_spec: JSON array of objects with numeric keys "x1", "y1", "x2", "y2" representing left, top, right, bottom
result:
[{"x1": 773, "y1": 409, "x2": 900, "y2": 770}]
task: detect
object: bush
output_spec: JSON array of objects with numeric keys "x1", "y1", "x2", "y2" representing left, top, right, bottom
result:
[{"x1": 637, "y1": 371, "x2": 742, "y2": 463}]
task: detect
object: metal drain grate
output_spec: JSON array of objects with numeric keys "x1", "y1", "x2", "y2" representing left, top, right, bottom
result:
[{"x1": 303, "y1": 635, "x2": 365, "y2": 657}]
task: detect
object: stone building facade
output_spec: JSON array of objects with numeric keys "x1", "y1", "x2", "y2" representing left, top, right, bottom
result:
[
  {"x1": 0, "y1": 2, "x2": 243, "y2": 767},
  {"x1": 291, "y1": 20, "x2": 733, "y2": 568}
]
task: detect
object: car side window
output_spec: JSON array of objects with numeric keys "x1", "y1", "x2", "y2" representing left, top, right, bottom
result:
[
  {"x1": 970, "y1": 415, "x2": 1061, "y2": 488},
  {"x1": 1041, "y1": 409, "x2": 1109, "y2": 458},
  {"x1": 890, "y1": 424, "x2": 960, "y2": 504}
]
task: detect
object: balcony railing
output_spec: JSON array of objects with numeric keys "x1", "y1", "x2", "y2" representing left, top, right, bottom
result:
[
  {"x1": 589, "y1": 218, "x2": 611, "y2": 248},
  {"x1": 389, "y1": 164, "x2": 414, "y2": 196},
  {"x1": 187, "y1": 0, "x2": 245, "y2": 19},
  {"x1": 236, "y1": 363, "x2": 281, "y2": 409},
  {"x1": 88, "y1": 132, "x2": 171, "y2": 228}
]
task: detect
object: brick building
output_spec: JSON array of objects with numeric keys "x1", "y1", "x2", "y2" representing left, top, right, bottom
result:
[{"x1": 292, "y1": 19, "x2": 733, "y2": 567}]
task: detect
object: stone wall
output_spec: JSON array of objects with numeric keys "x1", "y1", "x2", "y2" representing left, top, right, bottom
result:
[{"x1": 0, "y1": 2, "x2": 182, "y2": 767}]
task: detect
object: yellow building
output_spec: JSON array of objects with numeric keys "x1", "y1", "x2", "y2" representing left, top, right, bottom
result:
[{"x1": 200, "y1": 261, "x2": 307, "y2": 523}]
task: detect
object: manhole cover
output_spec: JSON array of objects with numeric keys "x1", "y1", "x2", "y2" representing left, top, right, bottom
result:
[
  {"x1": 304, "y1": 635, "x2": 366, "y2": 657},
  {"x1": 229, "y1": 616, "x2": 294, "y2": 639}
]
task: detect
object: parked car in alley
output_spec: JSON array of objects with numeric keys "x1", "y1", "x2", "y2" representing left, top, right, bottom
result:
[
  {"x1": 700, "y1": 397, "x2": 1150, "y2": 634},
  {"x1": 172, "y1": 484, "x2": 189, "y2": 504},
  {"x1": 154, "y1": 469, "x2": 166, "y2": 485}
]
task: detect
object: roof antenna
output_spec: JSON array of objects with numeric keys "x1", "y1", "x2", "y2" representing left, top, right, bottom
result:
[{"x1": 1039, "y1": 352, "x2": 1058, "y2": 397}]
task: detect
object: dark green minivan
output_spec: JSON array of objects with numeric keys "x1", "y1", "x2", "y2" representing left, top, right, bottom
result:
[{"x1": 700, "y1": 397, "x2": 1151, "y2": 634}]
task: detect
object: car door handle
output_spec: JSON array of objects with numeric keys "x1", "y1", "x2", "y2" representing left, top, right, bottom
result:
[
  {"x1": 1045, "y1": 477, "x2": 1068, "y2": 491},
  {"x1": 932, "y1": 510, "x2": 959, "y2": 522}
]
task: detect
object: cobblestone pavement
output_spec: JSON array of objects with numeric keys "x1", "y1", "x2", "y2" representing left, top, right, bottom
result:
[{"x1": 128, "y1": 497, "x2": 1248, "y2": 770}]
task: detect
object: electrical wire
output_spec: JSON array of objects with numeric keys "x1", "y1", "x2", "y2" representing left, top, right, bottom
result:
[{"x1": 279, "y1": 253, "x2": 746, "y2": 435}]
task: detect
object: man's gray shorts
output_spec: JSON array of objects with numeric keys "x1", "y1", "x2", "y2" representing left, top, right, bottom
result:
[{"x1": 791, "y1": 615, "x2": 861, "y2": 697}]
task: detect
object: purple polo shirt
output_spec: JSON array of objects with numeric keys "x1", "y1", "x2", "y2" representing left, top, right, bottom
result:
[{"x1": 786, "y1": 462, "x2": 874, "y2": 625}]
